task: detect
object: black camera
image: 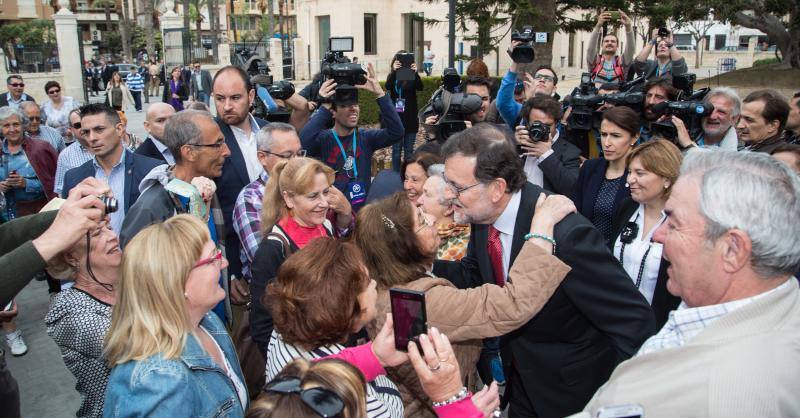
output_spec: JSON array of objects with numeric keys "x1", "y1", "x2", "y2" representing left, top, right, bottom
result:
[
  {"x1": 323, "y1": 62, "x2": 367, "y2": 87},
  {"x1": 99, "y1": 195, "x2": 118, "y2": 214},
  {"x1": 428, "y1": 91, "x2": 483, "y2": 141},
  {"x1": 567, "y1": 72, "x2": 645, "y2": 131},
  {"x1": 516, "y1": 121, "x2": 551, "y2": 155},
  {"x1": 267, "y1": 80, "x2": 295, "y2": 101},
  {"x1": 658, "y1": 27, "x2": 670, "y2": 38},
  {"x1": 441, "y1": 67, "x2": 462, "y2": 93},
  {"x1": 650, "y1": 100, "x2": 714, "y2": 141},
  {"x1": 510, "y1": 26, "x2": 536, "y2": 63}
]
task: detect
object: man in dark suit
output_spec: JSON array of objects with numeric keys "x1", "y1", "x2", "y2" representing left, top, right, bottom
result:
[
  {"x1": 189, "y1": 62, "x2": 213, "y2": 106},
  {"x1": 0, "y1": 75, "x2": 36, "y2": 109},
  {"x1": 136, "y1": 102, "x2": 177, "y2": 164},
  {"x1": 211, "y1": 66, "x2": 269, "y2": 282},
  {"x1": 513, "y1": 96, "x2": 581, "y2": 195},
  {"x1": 434, "y1": 124, "x2": 656, "y2": 418},
  {"x1": 61, "y1": 104, "x2": 163, "y2": 235},
  {"x1": 99, "y1": 60, "x2": 117, "y2": 88}
]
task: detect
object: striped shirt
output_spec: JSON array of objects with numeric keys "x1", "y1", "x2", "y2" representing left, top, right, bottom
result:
[
  {"x1": 55, "y1": 142, "x2": 93, "y2": 195},
  {"x1": 29, "y1": 125, "x2": 66, "y2": 153},
  {"x1": 266, "y1": 331, "x2": 404, "y2": 418},
  {"x1": 125, "y1": 73, "x2": 144, "y2": 91}
]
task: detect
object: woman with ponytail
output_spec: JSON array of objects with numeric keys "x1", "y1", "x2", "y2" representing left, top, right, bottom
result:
[{"x1": 249, "y1": 157, "x2": 354, "y2": 360}]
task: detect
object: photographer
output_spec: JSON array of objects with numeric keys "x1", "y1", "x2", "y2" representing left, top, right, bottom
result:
[
  {"x1": 386, "y1": 51, "x2": 423, "y2": 171},
  {"x1": 298, "y1": 72, "x2": 325, "y2": 113},
  {"x1": 514, "y1": 96, "x2": 581, "y2": 194},
  {"x1": 421, "y1": 75, "x2": 508, "y2": 142},
  {"x1": 586, "y1": 10, "x2": 635, "y2": 84},
  {"x1": 633, "y1": 28, "x2": 687, "y2": 80},
  {"x1": 299, "y1": 63, "x2": 403, "y2": 210},
  {"x1": 497, "y1": 51, "x2": 559, "y2": 129},
  {"x1": 641, "y1": 77, "x2": 678, "y2": 142}
]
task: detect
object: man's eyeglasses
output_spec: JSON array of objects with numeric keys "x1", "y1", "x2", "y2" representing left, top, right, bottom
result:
[
  {"x1": 262, "y1": 149, "x2": 307, "y2": 159},
  {"x1": 71, "y1": 122, "x2": 81, "y2": 130},
  {"x1": 193, "y1": 248, "x2": 223, "y2": 269},
  {"x1": 187, "y1": 140, "x2": 226, "y2": 150},
  {"x1": 263, "y1": 376, "x2": 344, "y2": 417},
  {"x1": 47, "y1": 89, "x2": 60, "y2": 95},
  {"x1": 28, "y1": 116, "x2": 41, "y2": 122},
  {"x1": 442, "y1": 175, "x2": 481, "y2": 198},
  {"x1": 8, "y1": 83, "x2": 24, "y2": 88},
  {"x1": 533, "y1": 74, "x2": 556, "y2": 83}
]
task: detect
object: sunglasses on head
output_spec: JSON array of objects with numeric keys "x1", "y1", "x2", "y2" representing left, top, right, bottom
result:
[{"x1": 263, "y1": 376, "x2": 344, "y2": 417}]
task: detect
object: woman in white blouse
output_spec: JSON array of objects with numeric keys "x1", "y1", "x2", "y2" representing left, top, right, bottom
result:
[
  {"x1": 610, "y1": 139, "x2": 683, "y2": 328},
  {"x1": 40, "y1": 81, "x2": 80, "y2": 138}
]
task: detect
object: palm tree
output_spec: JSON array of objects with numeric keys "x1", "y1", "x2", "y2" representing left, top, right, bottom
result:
[
  {"x1": 188, "y1": 0, "x2": 207, "y2": 50},
  {"x1": 142, "y1": 0, "x2": 156, "y2": 60},
  {"x1": 257, "y1": 0, "x2": 274, "y2": 41}
]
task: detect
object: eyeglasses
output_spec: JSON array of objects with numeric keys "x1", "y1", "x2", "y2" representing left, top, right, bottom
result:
[
  {"x1": 28, "y1": 116, "x2": 41, "y2": 122},
  {"x1": 71, "y1": 122, "x2": 81, "y2": 130},
  {"x1": 193, "y1": 248, "x2": 223, "y2": 269},
  {"x1": 263, "y1": 149, "x2": 307, "y2": 159},
  {"x1": 47, "y1": 89, "x2": 60, "y2": 95},
  {"x1": 442, "y1": 175, "x2": 481, "y2": 198},
  {"x1": 263, "y1": 376, "x2": 344, "y2": 418},
  {"x1": 533, "y1": 74, "x2": 556, "y2": 82},
  {"x1": 9, "y1": 83, "x2": 24, "y2": 88},
  {"x1": 187, "y1": 139, "x2": 226, "y2": 150}
]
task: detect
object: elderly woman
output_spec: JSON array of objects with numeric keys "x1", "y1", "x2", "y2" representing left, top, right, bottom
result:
[
  {"x1": 250, "y1": 157, "x2": 353, "y2": 359},
  {"x1": 355, "y1": 192, "x2": 573, "y2": 416},
  {"x1": 610, "y1": 140, "x2": 683, "y2": 328},
  {"x1": 572, "y1": 106, "x2": 639, "y2": 244},
  {"x1": 402, "y1": 151, "x2": 440, "y2": 205},
  {"x1": 104, "y1": 215, "x2": 248, "y2": 416},
  {"x1": 416, "y1": 164, "x2": 470, "y2": 261},
  {"x1": 45, "y1": 218, "x2": 121, "y2": 418},
  {"x1": 266, "y1": 237, "x2": 404, "y2": 418},
  {"x1": 40, "y1": 80, "x2": 81, "y2": 137}
]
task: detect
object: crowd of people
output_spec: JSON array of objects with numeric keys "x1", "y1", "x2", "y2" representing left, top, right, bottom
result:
[{"x1": 1, "y1": 15, "x2": 799, "y2": 418}]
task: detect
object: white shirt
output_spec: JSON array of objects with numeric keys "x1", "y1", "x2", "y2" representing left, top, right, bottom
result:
[
  {"x1": 200, "y1": 326, "x2": 248, "y2": 408},
  {"x1": 700, "y1": 126, "x2": 738, "y2": 151},
  {"x1": 523, "y1": 130, "x2": 558, "y2": 188},
  {"x1": 150, "y1": 136, "x2": 176, "y2": 165},
  {"x1": 491, "y1": 190, "x2": 522, "y2": 282},
  {"x1": 612, "y1": 205, "x2": 665, "y2": 304},
  {"x1": 194, "y1": 72, "x2": 204, "y2": 92},
  {"x1": 230, "y1": 114, "x2": 262, "y2": 182},
  {"x1": 637, "y1": 279, "x2": 793, "y2": 356}
]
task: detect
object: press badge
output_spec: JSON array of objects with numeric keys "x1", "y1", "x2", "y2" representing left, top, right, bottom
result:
[
  {"x1": 395, "y1": 98, "x2": 406, "y2": 113},
  {"x1": 347, "y1": 181, "x2": 367, "y2": 206}
]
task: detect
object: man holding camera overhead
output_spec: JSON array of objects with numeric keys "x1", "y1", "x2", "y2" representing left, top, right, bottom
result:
[
  {"x1": 299, "y1": 63, "x2": 404, "y2": 211},
  {"x1": 633, "y1": 28, "x2": 688, "y2": 80},
  {"x1": 586, "y1": 10, "x2": 636, "y2": 85}
]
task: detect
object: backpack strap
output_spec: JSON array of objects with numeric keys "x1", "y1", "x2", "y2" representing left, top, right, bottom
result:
[{"x1": 265, "y1": 230, "x2": 294, "y2": 259}]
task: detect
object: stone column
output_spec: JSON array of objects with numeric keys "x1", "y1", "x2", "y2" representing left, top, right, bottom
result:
[
  {"x1": 161, "y1": 3, "x2": 185, "y2": 68},
  {"x1": 293, "y1": 37, "x2": 308, "y2": 80},
  {"x1": 269, "y1": 37, "x2": 284, "y2": 81},
  {"x1": 0, "y1": 48, "x2": 9, "y2": 84},
  {"x1": 53, "y1": 5, "x2": 84, "y2": 103}
]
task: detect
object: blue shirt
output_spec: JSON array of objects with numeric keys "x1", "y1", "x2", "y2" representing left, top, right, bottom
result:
[
  {"x1": 497, "y1": 71, "x2": 524, "y2": 129},
  {"x1": 93, "y1": 150, "x2": 127, "y2": 234},
  {"x1": 1, "y1": 140, "x2": 44, "y2": 202}
]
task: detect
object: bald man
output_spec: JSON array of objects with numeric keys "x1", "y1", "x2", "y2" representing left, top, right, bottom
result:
[{"x1": 135, "y1": 102, "x2": 177, "y2": 164}]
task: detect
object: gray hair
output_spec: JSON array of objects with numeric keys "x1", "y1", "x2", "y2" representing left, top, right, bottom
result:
[
  {"x1": 704, "y1": 87, "x2": 741, "y2": 118},
  {"x1": 0, "y1": 106, "x2": 28, "y2": 129},
  {"x1": 162, "y1": 110, "x2": 213, "y2": 163},
  {"x1": 682, "y1": 149, "x2": 800, "y2": 278},
  {"x1": 19, "y1": 101, "x2": 40, "y2": 113},
  {"x1": 255, "y1": 122, "x2": 297, "y2": 151},
  {"x1": 425, "y1": 163, "x2": 451, "y2": 206}
]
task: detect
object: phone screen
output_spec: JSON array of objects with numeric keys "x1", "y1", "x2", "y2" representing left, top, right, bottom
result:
[{"x1": 390, "y1": 289, "x2": 427, "y2": 351}]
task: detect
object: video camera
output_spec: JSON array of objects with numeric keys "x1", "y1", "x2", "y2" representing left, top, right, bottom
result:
[
  {"x1": 233, "y1": 45, "x2": 283, "y2": 121},
  {"x1": 320, "y1": 37, "x2": 367, "y2": 105},
  {"x1": 422, "y1": 68, "x2": 483, "y2": 141},
  {"x1": 567, "y1": 72, "x2": 645, "y2": 131},
  {"x1": 510, "y1": 26, "x2": 536, "y2": 64},
  {"x1": 649, "y1": 73, "x2": 712, "y2": 141}
]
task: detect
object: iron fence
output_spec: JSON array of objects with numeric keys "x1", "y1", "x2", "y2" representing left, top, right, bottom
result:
[{"x1": 3, "y1": 44, "x2": 61, "y2": 73}]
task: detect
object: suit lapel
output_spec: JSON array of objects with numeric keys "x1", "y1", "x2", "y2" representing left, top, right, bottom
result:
[
  {"x1": 123, "y1": 150, "x2": 134, "y2": 211},
  {"x1": 472, "y1": 223, "x2": 495, "y2": 284},
  {"x1": 216, "y1": 117, "x2": 250, "y2": 186}
]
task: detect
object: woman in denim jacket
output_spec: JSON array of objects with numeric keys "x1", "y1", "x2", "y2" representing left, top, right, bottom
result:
[{"x1": 103, "y1": 215, "x2": 248, "y2": 417}]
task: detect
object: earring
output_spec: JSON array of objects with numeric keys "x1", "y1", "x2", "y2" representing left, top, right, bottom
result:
[
  {"x1": 184, "y1": 292, "x2": 189, "y2": 299},
  {"x1": 625, "y1": 182, "x2": 630, "y2": 188}
]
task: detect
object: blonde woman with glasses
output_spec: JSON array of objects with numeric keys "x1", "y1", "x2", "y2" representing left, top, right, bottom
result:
[{"x1": 103, "y1": 215, "x2": 248, "y2": 417}]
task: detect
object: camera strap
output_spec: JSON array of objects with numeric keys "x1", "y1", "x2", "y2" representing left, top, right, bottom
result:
[
  {"x1": 437, "y1": 88, "x2": 454, "y2": 125},
  {"x1": 331, "y1": 129, "x2": 358, "y2": 178}
]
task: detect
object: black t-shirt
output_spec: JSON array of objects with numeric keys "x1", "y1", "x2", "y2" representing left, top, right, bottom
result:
[{"x1": 386, "y1": 71, "x2": 423, "y2": 134}]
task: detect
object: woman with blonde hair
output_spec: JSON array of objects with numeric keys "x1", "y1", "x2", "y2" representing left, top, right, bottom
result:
[
  {"x1": 103, "y1": 214, "x2": 248, "y2": 417},
  {"x1": 250, "y1": 157, "x2": 353, "y2": 359}
]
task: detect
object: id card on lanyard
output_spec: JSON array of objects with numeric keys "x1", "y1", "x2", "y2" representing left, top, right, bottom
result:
[
  {"x1": 394, "y1": 85, "x2": 406, "y2": 113},
  {"x1": 331, "y1": 129, "x2": 367, "y2": 207}
]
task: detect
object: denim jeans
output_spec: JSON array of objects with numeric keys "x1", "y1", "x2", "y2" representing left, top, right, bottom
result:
[
  {"x1": 197, "y1": 91, "x2": 210, "y2": 106},
  {"x1": 392, "y1": 132, "x2": 417, "y2": 172}
]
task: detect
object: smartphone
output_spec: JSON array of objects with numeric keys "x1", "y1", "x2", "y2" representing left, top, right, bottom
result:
[
  {"x1": 390, "y1": 288, "x2": 427, "y2": 351},
  {"x1": 596, "y1": 404, "x2": 644, "y2": 418},
  {"x1": 9, "y1": 170, "x2": 16, "y2": 176},
  {"x1": 608, "y1": 11, "x2": 620, "y2": 20}
]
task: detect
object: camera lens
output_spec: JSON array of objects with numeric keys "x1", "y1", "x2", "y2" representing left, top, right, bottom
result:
[{"x1": 100, "y1": 196, "x2": 118, "y2": 214}]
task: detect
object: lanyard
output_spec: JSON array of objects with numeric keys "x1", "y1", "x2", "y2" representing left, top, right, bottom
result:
[
  {"x1": 394, "y1": 84, "x2": 403, "y2": 100},
  {"x1": 331, "y1": 129, "x2": 358, "y2": 178}
]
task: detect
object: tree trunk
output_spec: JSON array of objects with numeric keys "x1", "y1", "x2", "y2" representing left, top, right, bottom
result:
[
  {"x1": 196, "y1": 1, "x2": 203, "y2": 51},
  {"x1": 733, "y1": 10, "x2": 799, "y2": 69},
  {"x1": 267, "y1": 0, "x2": 275, "y2": 40},
  {"x1": 118, "y1": 0, "x2": 133, "y2": 62},
  {"x1": 143, "y1": 0, "x2": 155, "y2": 60},
  {"x1": 209, "y1": 0, "x2": 219, "y2": 64},
  {"x1": 183, "y1": 0, "x2": 191, "y2": 32},
  {"x1": 520, "y1": 0, "x2": 556, "y2": 75}
]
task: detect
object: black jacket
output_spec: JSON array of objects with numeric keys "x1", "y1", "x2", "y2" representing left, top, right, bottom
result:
[
  {"x1": 0, "y1": 92, "x2": 35, "y2": 107},
  {"x1": 386, "y1": 70, "x2": 423, "y2": 134},
  {"x1": 434, "y1": 182, "x2": 656, "y2": 418},
  {"x1": 135, "y1": 137, "x2": 169, "y2": 164},
  {"x1": 532, "y1": 138, "x2": 582, "y2": 195},
  {"x1": 162, "y1": 78, "x2": 189, "y2": 104},
  {"x1": 610, "y1": 198, "x2": 681, "y2": 329},
  {"x1": 572, "y1": 158, "x2": 631, "y2": 228}
]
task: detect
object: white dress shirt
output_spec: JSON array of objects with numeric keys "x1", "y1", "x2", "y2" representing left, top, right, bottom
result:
[
  {"x1": 230, "y1": 114, "x2": 262, "y2": 182},
  {"x1": 523, "y1": 129, "x2": 559, "y2": 188},
  {"x1": 612, "y1": 205, "x2": 664, "y2": 304},
  {"x1": 491, "y1": 190, "x2": 522, "y2": 283}
]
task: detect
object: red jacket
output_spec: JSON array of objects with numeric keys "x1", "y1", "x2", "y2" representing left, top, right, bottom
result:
[{"x1": 17, "y1": 137, "x2": 58, "y2": 200}]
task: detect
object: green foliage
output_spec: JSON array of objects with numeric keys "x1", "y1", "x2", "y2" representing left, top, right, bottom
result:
[
  {"x1": 131, "y1": 26, "x2": 163, "y2": 54},
  {"x1": 753, "y1": 57, "x2": 780, "y2": 67},
  {"x1": 104, "y1": 31, "x2": 123, "y2": 52},
  {"x1": 0, "y1": 20, "x2": 56, "y2": 46}
]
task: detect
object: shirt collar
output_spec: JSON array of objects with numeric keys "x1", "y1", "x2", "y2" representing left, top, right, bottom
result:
[
  {"x1": 492, "y1": 190, "x2": 522, "y2": 236},
  {"x1": 93, "y1": 147, "x2": 126, "y2": 171},
  {"x1": 230, "y1": 114, "x2": 259, "y2": 137},
  {"x1": 672, "y1": 279, "x2": 793, "y2": 326}
]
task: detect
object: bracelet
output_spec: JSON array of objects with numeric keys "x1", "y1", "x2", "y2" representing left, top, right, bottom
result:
[
  {"x1": 432, "y1": 387, "x2": 469, "y2": 408},
  {"x1": 524, "y1": 233, "x2": 557, "y2": 252}
]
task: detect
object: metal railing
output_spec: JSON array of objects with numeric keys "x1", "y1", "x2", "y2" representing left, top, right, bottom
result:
[{"x1": 3, "y1": 44, "x2": 61, "y2": 74}]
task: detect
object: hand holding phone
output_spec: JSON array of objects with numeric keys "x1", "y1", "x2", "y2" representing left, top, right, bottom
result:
[{"x1": 390, "y1": 288, "x2": 427, "y2": 351}]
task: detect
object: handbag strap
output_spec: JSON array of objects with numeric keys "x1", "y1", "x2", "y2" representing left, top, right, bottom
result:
[{"x1": 265, "y1": 231, "x2": 294, "y2": 258}]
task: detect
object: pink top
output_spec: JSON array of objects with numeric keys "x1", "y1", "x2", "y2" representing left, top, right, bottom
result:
[{"x1": 319, "y1": 342, "x2": 484, "y2": 418}]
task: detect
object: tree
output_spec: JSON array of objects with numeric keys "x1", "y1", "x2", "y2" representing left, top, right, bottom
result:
[
  {"x1": 669, "y1": 3, "x2": 715, "y2": 68},
  {"x1": 188, "y1": 0, "x2": 208, "y2": 50},
  {"x1": 142, "y1": 0, "x2": 157, "y2": 61},
  {"x1": 117, "y1": 0, "x2": 133, "y2": 62},
  {"x1": 258, "y1": 0, "x2": 275, "y2": 41},
  {"x1": 708, "y1": 0, "x2": 799, "y2": 68}
]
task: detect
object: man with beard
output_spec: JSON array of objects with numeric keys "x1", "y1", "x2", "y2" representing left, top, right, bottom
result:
[
  {"x1": 640, "y1": 77, "x2": 678, "y2": 142},
  {"x1": 211, "y1": 66, "x2": 269, "y2": 282},
  {"x1": 586, "y1": 10, "x2": 635, "y2": 85},
  {"x1": 737, "y1": 89, "x2": 790, "y2": 153},
  {"x1": 696, "y1": 87, "x2": 741, "y2": 150},
  {"x1": 299, "y1": 63, "x2": 403, "y2": 211}
]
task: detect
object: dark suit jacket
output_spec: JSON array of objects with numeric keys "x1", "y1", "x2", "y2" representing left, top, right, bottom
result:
[
  {"x1": 61, "y1": 150, "x2": 163, "y2": 213},
  {"x1": 434, "y1": 182, "x2": 656, "y2": 418},
  {"x1": 537, "y1": 138, "x2": 582, "y2": 195},
  {"x1": 572, "y1": 157, "x2": 631, "y2": 224},
  {"x1": 100, "y1": 65, "x2": 117, "y2": 86},
  {"x1": 0, "y1": 92, "x2": 35, "y2": 107},
  {"x1": 214, "y1": 116, "x2": 269, "y2": 280},
  {"x1": 189, "y1": 70, "x2": 213, "y2": 99},
  {"x1": 610, "y1": 198, "x2": 681, "y2": 329},
  {"x1": 135, "y1": 136, "x2": 169, "y2": 164}
]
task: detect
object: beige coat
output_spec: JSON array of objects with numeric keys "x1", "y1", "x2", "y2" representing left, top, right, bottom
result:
[
  {"x1": 105, "y1": 81, "x2": 134, "y2": 111},
  {"x1": 367, "y1": 242, "x2": 571, "y2": 417}
]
